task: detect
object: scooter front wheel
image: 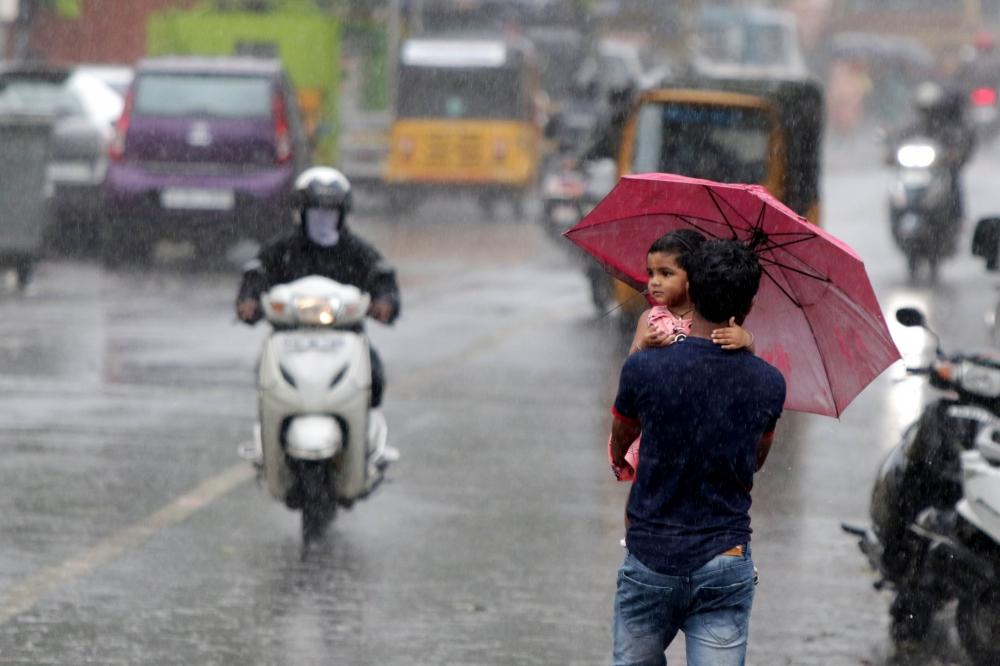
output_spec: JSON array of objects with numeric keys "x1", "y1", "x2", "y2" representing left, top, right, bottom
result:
[{"x1": 298, "y1": 462, "x2": 336, "y2": 545}]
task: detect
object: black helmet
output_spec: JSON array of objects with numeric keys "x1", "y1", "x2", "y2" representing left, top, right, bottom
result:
[{"x1": 292, "y1": 166, "x2": 352, "y2": 221}]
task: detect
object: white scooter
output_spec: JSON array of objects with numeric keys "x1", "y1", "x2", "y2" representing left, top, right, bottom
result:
[{"x1": 245, "y1": 276, "x2": 394, "y2": 544}]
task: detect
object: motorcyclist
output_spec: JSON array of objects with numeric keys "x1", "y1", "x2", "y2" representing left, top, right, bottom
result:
[
  {"x1": 897, "y1": 81, "x2": 976, "y2": 224},
  {"x1": 235, "y1": 167, "x2": 401, "y2": 415}
]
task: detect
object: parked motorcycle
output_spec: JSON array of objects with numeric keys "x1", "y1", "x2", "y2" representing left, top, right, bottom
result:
[
  {"x1": 971, "y1": 215, "x2": 1000, "y2": 345},
  {"x1": 243, "y1": 276, "x2": 393, "y2": 544},
  {"x1": 887, "y1": 138, "x2": 962, "y2": 282},
  {"x1": 843, "y1": 307, "x2": 1000, "y2": 664}
]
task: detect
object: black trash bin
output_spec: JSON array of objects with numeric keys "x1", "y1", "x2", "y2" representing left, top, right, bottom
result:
[{"x1": 0, "y1": 114, "x2": 55, "y2": 288}]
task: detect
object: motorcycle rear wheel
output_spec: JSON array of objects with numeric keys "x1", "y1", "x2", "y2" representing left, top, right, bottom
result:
[{"x1": 957, "y1": 588, "x2": 1000, "y2": 665}]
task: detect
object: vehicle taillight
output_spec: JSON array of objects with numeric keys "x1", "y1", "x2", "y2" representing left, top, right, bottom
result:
[
  {"x1": 971, "y1": 87, "x2": 998, "y2": 107},
  {"x1": 109, "y1": 88, "x2": 135, "y2": 162},
  {"x1": 273, "y1": 93, "x2": 292, "y2": 165}
]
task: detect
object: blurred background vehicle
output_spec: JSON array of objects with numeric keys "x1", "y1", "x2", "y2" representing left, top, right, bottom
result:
[
  {"x1": 101, "y1": 56, "x2": 311, "y2": 268},
  {"x1": 74, "y1": 63, "x2": 133, "y2": 96},
  {"x1": 45, "y1": 67, "x2": 130, "y2": 255},
  {"x1": 597, "y1": 37, "x2": 668, "y2": 92},
  {"x1": 825, "y1": 32, "x2": 934, "y2": 133},
  {"x1": 692, "y1": 5, "x2": 808, "y2": 78},
  {"x1": 382, "y1": 37, "x2": 542, "y2": 218}
]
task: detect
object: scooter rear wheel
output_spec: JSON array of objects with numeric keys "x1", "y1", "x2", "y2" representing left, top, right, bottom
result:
[{"x1": 957, "y1": 588, "x2": 1000, "y2": 665}]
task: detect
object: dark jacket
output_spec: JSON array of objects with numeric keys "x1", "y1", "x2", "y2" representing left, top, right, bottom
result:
[{"x1": 237, "y1": 229, "x2": 401, "y2": 324}]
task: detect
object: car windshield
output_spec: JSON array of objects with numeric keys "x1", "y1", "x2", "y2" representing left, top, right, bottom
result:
[
  {"x1": 397, "y1": 66, "x2": 526, "y2": 119},
  {"x1": 0, "y1": 79, "x2": 81, "y2": 116},
  {"x1": 631, "y1": 102, "x2": 773, "y2": 184},
  {"x1": 133, "y1": 73, "x2": 272, "y2": 119}
]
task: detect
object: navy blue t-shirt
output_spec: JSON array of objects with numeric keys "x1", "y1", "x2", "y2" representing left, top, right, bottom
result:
[{"x1": 614, "y1": 336, "x2": 786, "y2": 576}]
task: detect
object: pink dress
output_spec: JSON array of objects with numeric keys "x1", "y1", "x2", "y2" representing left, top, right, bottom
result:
[{"x1": 609, "y1": 307, "x2": 692, "y2": 482}]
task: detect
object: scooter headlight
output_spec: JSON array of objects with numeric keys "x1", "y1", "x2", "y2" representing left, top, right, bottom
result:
[
  {"x1": 897, "y1": 144, "x2": 937, "y2": 168},
  {"x1": 294, "y1": 296, "x2": 340, "y2": 326},
  {"x1": 959, "y1": 361, "x2": 1000, "y2": 398}
]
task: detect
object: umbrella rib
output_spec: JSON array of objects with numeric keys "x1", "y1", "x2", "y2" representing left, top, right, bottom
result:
[
  {"x1": 760, "y1": 263, "x2": 840, "y2": 414},
  {"x1": 676, "y1": 215, "x2": 731, "y2": 238},
  {"x1": 761, "y1": 265, "x2": 803, "y2": 308},
  {"x1": 759, "y1": 234, "x2": 818, "y2": 248},
  {"x1": 795, "y1": 293, "x2": 841, "y2": 418},
  {"x1": 757, "y1": 256, "x2": 829, "y2": 282},
  {"x1": 704, "y1": 188, "x2": 743, "y2": 236},
  {"x1": 709, "y1": 187, "x2": 757, "y2": 227}
]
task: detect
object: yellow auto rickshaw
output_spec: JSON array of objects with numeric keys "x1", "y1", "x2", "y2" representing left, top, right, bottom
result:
[
  {"x1": 383, "y1": 38, "x2": 543, "y2": 214},
  {"x1": 608, "y1": 74, "x2": 824, "y2": 320}
]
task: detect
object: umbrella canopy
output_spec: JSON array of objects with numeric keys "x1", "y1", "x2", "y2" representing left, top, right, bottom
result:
[{"x1": 564, "y1": 172, "x2": 899, "y2": 417}]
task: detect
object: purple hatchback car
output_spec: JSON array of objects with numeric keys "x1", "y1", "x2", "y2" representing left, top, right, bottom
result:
[{"x1": 102, "y1": 56, "x2": 310, "y2": 266}]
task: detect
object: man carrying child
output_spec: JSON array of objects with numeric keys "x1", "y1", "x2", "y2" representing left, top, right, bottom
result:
[{"x1": 608, "y1": 238, "x2": 786, "y2": 666}]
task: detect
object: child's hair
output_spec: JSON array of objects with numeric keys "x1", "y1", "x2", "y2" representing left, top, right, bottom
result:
[{"x1": 647, "y1": 229, "x2": 708, "y2": 271}]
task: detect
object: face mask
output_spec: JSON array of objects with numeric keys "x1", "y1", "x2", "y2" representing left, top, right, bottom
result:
[{"x1": 304, "y1": 208, "x2": 341, "y2": 247}]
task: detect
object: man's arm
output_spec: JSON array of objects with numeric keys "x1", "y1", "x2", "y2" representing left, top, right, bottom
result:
[
  {"x1": 235, "y1": 258, "x2": 270, "y2": 324},
  {"x1": 356, "y1": 239, "x2": 401, "y2": 324},
  {"x1": 610, "y1": 410, "x2": 641, "y2": 471},
  {"x1": 756, "y1": 429, "x2": 775, "y2": 471}
]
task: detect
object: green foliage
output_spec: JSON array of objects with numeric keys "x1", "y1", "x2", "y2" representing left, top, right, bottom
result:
[
  {"x1": 37, "y1": 0, "x2": 81, "y2": 19},
  {"x1": 207, "y1": 0, "x2": 342, "y2": 12}
]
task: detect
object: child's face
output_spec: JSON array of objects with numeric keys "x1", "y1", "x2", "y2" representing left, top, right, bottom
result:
[{"x1": 646, "y1": 252, "x2": 689, "y2": 307}]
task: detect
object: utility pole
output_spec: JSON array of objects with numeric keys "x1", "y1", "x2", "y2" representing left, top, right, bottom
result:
[{"x1": 387, "y1": 0, "x2": 400, "y2": 118}]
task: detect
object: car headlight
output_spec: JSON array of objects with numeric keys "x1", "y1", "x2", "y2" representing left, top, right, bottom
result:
[
  {"x1": 294, "y1": 296, "x2": 339, "y2": 326},
  {"x1": 959, "y1": 361, "x2": 1000, "y2": 398},
  {"x1": 897, "y1": 144, "x2": 937, "y2": 168}
]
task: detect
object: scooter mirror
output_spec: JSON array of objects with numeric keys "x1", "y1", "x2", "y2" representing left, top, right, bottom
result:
[
  {"x1": 895, "y1": 307, "x2": 926, "y2": 328},
  {"x1": 972, "y1": 217, "x2": 1000, "y2": 271}
]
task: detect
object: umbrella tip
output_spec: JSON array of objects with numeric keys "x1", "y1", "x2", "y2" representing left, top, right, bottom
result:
[{"x1": 747, "y1": 228, "x2": 769, "y2": 251}]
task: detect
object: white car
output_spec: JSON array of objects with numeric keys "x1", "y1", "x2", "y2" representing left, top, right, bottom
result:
[{"x1": 44, "y1": 67, "x2": 132, "y2": 253}]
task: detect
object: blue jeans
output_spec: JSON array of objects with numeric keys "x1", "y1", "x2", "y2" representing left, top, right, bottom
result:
[{"x1": 613, "y1": 547, "x2": 755, "y2": 666}]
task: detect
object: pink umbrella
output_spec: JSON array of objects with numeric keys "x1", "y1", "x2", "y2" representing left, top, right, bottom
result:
[{"x1": 564, "y1": 172, "x2": 900, "y2": 417}]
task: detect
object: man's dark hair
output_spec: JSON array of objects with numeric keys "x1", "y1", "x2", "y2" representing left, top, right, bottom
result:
[
  {"x1": 687, "y1": 239, "x2": 762, "y2": 324},
  {"x1": 647, "y1": 229, "x2": 707, "y2": 271}
]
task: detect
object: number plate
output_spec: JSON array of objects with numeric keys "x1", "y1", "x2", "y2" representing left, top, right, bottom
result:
[
  {"x1": 282, "y1": 335, "x2": 345, "y2": 353},
  {"x1": 160, "y1": 187, "x2": 235, "y2": 211}
]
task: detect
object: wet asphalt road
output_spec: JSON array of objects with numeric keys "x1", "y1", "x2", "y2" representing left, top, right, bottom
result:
[{"x1": 2, "y1": 138, "x2": 1000, "y2": 665}]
